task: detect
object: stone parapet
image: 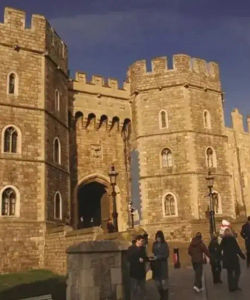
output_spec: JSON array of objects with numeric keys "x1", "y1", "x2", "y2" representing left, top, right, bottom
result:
[
  {"x1": 0, "y1": 7, "x2": 68, "y2": 73},
  {"x1": 72, "y1": 72, "x2": 130, "y2": 99},
  {"x1": 128, "y1": 54, "x2": 221, "y2": 94}
]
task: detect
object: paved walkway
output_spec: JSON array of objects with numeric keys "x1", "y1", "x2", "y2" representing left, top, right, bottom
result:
[
  {"x1": 204, "y1": 261, "x2": 250, "y2": 300},
  {"x1": 145, "y1": 262, "x2": 250, "y2": 299}
]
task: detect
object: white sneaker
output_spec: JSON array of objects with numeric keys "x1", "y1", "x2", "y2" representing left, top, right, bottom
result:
[{"x1": 193, "y1": 286, "x2": 200, "y2": 292}]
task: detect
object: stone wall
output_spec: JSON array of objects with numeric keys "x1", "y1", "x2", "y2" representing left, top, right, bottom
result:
[
  {"x1": 67, "y1": 240, "x2": 130, "y2": 300},
  {"x1": 226, "y1": 109, "x2": 250, "y2": 216},
  {"x1": 44, "y1": 226, "x2": 102, "y2": 274},
  {"x1": 0, "y1": 221, "x2": 45, "y2": 273}
]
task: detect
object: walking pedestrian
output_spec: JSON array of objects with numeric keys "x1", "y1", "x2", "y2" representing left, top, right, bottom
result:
[
  {"x1": 127, "y1": 235, "x2": 147, "y2": 299},
  {"x1": 151, "y1": 230, "x2": 169, "y2": 300},
  {"x1": 220, "y1": 228, "x2": 245, "y2": 292},
  {"x1": 208, "y1": 234, "x2": 222, "y2": 284},
  {"x1": 240, "y1": 216, "x2": 250, "y2": 267},
  {"x1": 188, "y1": 232, "x2": 210, "y2": 293}
]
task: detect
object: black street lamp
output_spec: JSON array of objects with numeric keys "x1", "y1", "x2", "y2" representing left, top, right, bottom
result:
[
  {"x1": 128, "y1": 200, "x2": 135, "y2": 228},
  {"x1": 206, "y1": 170, "x2": 216, "y2": 238},
  {"x1": 109, "y1": 165, "x2": 119, "y2": 232}
]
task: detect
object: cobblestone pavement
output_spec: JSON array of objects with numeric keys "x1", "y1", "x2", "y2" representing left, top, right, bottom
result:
[{"x1": 145, "y1": 262, "x2": 250, "y2": 300}]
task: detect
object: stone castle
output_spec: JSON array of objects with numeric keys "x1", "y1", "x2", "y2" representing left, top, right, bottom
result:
[{"x1": 0, "y1": 7, "x2": 250, "y2": 273}]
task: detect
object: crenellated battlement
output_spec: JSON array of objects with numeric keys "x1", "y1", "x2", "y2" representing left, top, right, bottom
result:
[
  {"x1": 72, "y1": 72, "x2": 130, "y2": 99},
  {"x1": 128, "y1": 54, "x2": 221, "y2": 93},
  {"x1": 0, "y1": 7, "x2": 68, "y2": 73},
  {"x1": 231, "y1": 108, "x2": 250, "y2": 134}
]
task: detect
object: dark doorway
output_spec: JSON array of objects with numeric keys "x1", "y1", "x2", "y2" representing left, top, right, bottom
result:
[{"x1": 77, "y1": 182, "x2": 109, "y2": 229}]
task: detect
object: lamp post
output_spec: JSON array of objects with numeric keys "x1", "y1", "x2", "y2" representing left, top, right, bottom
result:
[
  {"x1": 206, "y1": 171, "x2": 216, "y2": 238},
  {"x1": 128, "y1": 200, "x2": 135, "y2": 228},
  {"x1": 109, "y1": 165, "x2": 119, "y2": 232}
]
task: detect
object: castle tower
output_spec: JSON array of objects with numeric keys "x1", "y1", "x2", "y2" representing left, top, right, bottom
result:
[
  {"x1": 128, "y1": 55, "x2": 235, "y2": 239},
  {"x1": 0, "y1": 7, "x2": 70, "y2": 272}
]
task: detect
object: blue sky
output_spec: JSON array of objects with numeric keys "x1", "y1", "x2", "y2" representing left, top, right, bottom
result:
[{"x1": 1, "y1": 0, "x2": 250, "y2": 126}]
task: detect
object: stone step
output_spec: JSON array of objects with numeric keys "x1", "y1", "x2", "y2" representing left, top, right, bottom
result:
[{"x1": 20, "y1": 294, "x2": 53, "y2": 300}]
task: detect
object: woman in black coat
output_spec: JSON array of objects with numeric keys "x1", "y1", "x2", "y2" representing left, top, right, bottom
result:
[
  {"x1": 152, "y1": 231, "x2": 169, "y2": 300},
  {"x1": 220, "y1": 228, "x2": 245, "y2": 292},
  {"x1": 208, "y1": 234, "x2": 222, "y2": 284}
]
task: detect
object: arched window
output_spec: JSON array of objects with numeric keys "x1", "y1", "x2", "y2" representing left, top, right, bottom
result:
[
  {"x1": 8, "y1": 73, "x2": 17, "y2": 95},
  {"x1": 161, "y1": 148, "x2": 173, "y2": 167},
  {"x1": 54, "y1": 192, "x2": 62, "y2": 220},
  {"x1": 111, "y1": 116, "x2": 120, "y2": 131},
  {"x1": 159, "y1": 110, "x2": 168, "y2": 129},
  {"x1": 206, "y1": 147, "x2": 216, "y2": 168},
  {"x1": 163, "y1": 193, "x2": 178, "y2": 217},
  {"x1": 0, "y1": 186, "x2": 20, "y2": 217},
  {"x1": 203, "y1": 110, "x2": 211, "y2": 129},
  {"x1": 212, "y1": 191, "x2": 222, "y2": 214},
  {"x1": 55, "y1": 90, "x2": 60, "y2": 112},
  {"x1": 86, "y1": 113, "x2": 96, "y2": 128},
  {"x1": 75, "y1": 111, "x2": 84, "y2": 128},
  {"x1": 3, "y1": 126, "x2": 18, "y2": 153},
  {"x1": 53, "y1": 137, "x2": 61, "y2": 164}
]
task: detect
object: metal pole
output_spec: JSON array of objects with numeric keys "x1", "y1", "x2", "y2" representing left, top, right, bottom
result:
[
  {"x1": 209, "y1": 186, "x2": 216, "y2": 238},
  {"x1": 111, "y1": 185, "x2": 118, "y2": 232},
  {"x1": 130, "y1": 201, "x2": 134, "y2": 229}
]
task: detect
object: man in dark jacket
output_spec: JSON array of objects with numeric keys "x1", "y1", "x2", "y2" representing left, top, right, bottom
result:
[
  {"x1": 220, "y1": 228, "x2": 245, "y2": 292},
  {"x1": 240, "y1": 216, "x2": 250, "y2": 267},
  {"x1": 188, "y1": 232, "x2": 210, "y2": 292},
  {"x1": 127, "y1": 235, "x2": 147, "y2": 299}
]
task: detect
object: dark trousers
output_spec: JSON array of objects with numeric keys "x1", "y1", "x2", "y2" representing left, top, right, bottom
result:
[
  {"x1": 192, "y1": 262, "x2": 203, "y2": 289},
  {"x1": 211, "y1": 263, "x2": 221, "y2": 283},
  {"x1": 247, "y1": 251, "x2": 250, "y2": 267},
  {"x1": 245, "y1": 242, "x2": 250, "y2": 267},
  {"x1": 130, "y1": 278, "x2": 145, "y2": 300},
  {"x1": 226, "y1": 264, "x2": 241, "y2": 291}
]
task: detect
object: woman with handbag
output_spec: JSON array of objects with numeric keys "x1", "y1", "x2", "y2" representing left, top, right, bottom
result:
[{"x1": 152, "y1": 231, "x2": 169, "y2": 300}]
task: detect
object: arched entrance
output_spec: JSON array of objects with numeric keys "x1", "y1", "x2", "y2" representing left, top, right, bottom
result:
[{"x1": 77, "y1": 181, "x2": 110, "y2": 229}]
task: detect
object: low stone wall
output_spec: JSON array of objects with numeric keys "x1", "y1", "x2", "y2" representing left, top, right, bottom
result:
[
  {"x1": 44, "y1": 220, "x2": 246, "y2": 276},
  {"x1": 0, "y1": 220, "x2": 45, "y2": 273},
  {"x1": 44, "y1": 226, "x2": 102, "y2": 274},
  {"x1": 44, "y1": 226, "x2": 146, "y2": 275}
]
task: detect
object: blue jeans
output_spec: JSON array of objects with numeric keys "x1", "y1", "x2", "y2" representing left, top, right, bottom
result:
[{"x1": 130, "y1": 278, "x2": 145, "y2": 300}]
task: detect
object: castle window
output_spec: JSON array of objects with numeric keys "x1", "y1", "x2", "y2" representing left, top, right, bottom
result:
[
  {"x1": 0, "y1": 186, "x2": 20, "y2": 217},
  {"x1": 7, "y1": 72, "x2": 18, "y2": 95},
  {"x1": 212, "y1": 191, "x2": 222, "y2": 214},
  {"x1": 111, "y1": 116, "x2": 120, "y2": 131},
  {"x1": 163, "y1": 193, "x2": 178, "y2": 217},
  {"x1": 53, "y1": 137, "x2": 61, "y2": 165},
  {"x1": 75, "y1": 111, "x2": 84, "y2": 128},
  {"x1": 54, "y1": 192, "x2": 62, "y2": 220},
  {"x1": 3, "y1": 126, "x2": 19, "y2": 153},
  {"x1": 206, "y1": 147, "x2": 217, "y2": 168},
  {"x1": 86, "y1": 113, "x2": 96, "y2": 128},
  {"x1": 203, "y1": 110, "x2": 211, "y2": 129},
  {"x1": 55, "y1": 90, "x2": 60, "y2": 112},
  {"x1": 159, "y1": 110, "x2": 168, "y2": 129},
  {"x1": 161, "y1": 148, "x2": 173, "y2": 167}
]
